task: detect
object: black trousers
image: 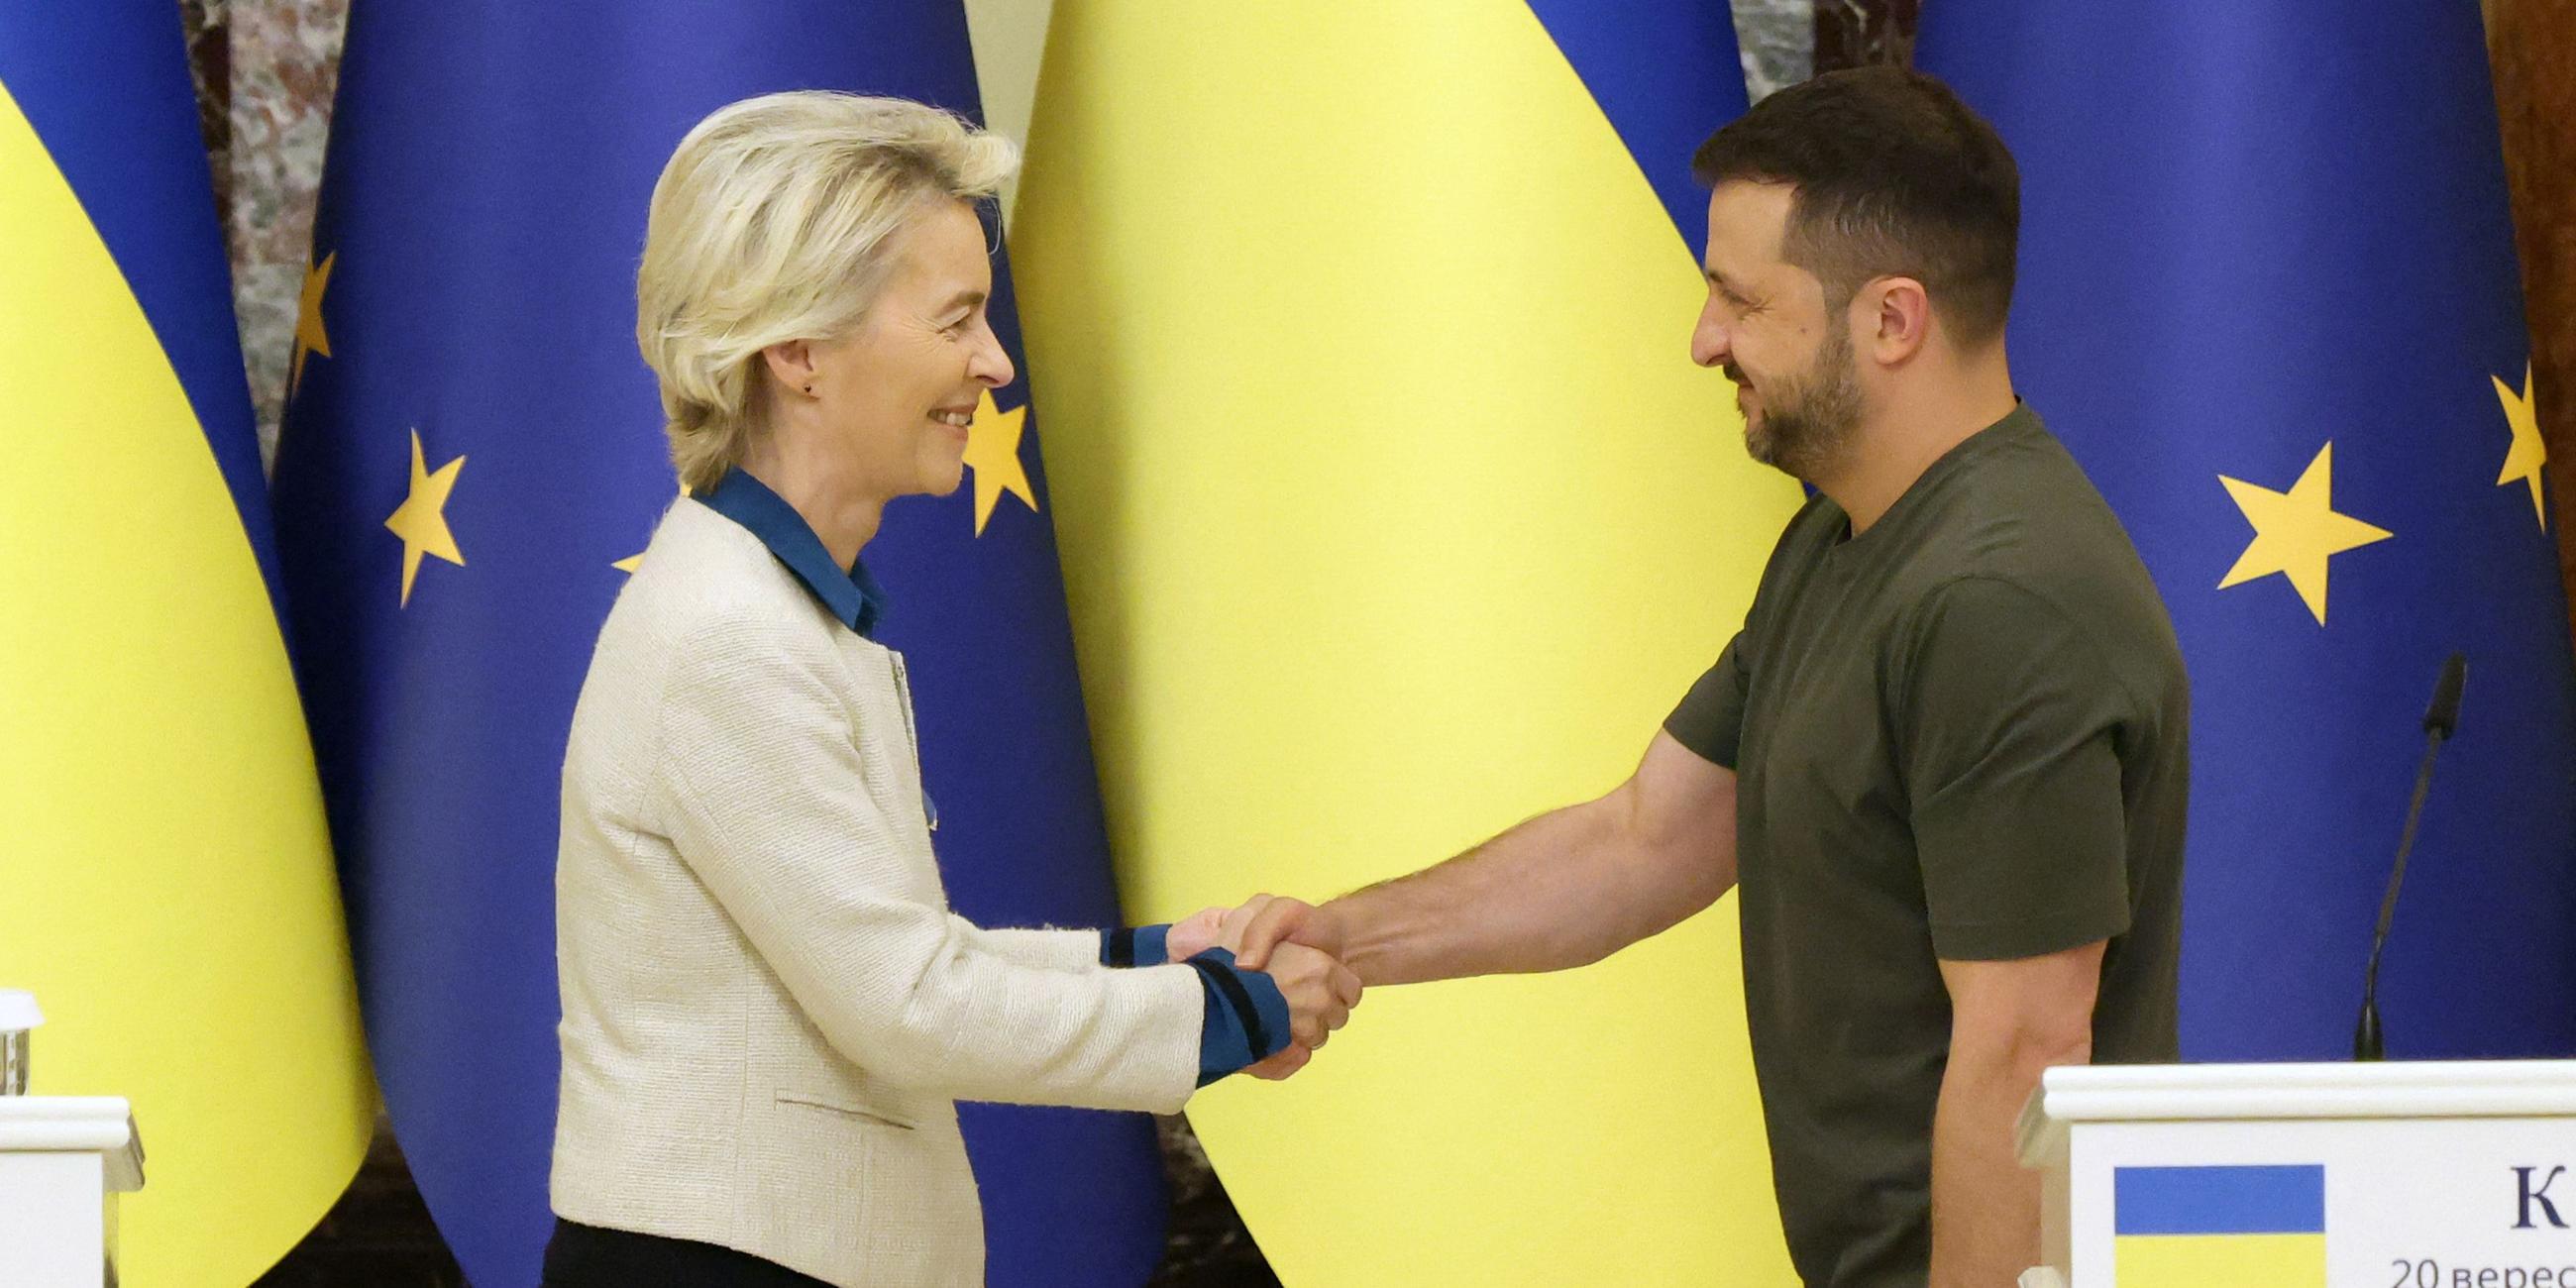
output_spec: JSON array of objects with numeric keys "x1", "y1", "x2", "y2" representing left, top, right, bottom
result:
[{"x1": 541, "y1": 1219, "x2": 834, "y2": 1287}]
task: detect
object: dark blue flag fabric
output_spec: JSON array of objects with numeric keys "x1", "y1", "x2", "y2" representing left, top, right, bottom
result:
[
  {"x1": 1915, "y1": 3, "x2": 2576, "y2": 1060},
  {"x1": 268, "y1": 5, "x2": 1165, "y2": 1284},
  {"x1": 1522, "y1": 0, "x2": 1748, "y2": 257}
]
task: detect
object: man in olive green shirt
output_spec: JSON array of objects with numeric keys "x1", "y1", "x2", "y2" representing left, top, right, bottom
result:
[
  {"x1": 1660, "y1": 395, "x2": 2187, "y2": 1283},
  {"x1": 1234, "y1": 66, "x2": 2187, "y2": 1287}
]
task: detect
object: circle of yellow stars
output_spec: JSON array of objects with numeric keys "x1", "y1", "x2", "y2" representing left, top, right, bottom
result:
[
  {"x1": 305, "y1": 244, "x2": 2563, "y2": 629},
  {"x1": 2496, "y1": 363, "x2": 2546, "y2": 527},
  {"x1": 2216, "y1": 364, "x2": 2544, "y2": 625},
  {"x1": 2217, "y1": 443, "x2": 2391, "y2": 625},
  {"x1": 298, "y1": 248, "x2": 1046, "y2": 593},
  {"x1": 289, "y1": 252, "x2": 333, "y2": 398},
  {"x1": 962, "y1": 387, "x2": 1037, "y2": 536},
  {"x1": 614, "y1": 391, "x2": 1038, "y2": 570},
  {"x1": 385, "y1": 429, "x2": 467, "y2": 607}
]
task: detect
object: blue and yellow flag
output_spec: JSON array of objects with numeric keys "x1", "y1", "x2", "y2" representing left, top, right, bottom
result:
[
  {"x1": 2113, "y1": 1165, "x2": 2327, "y2": 1286},
  {"x1": 0, "y1": 4, "x2": 373, "y2": 1283},
  {"x1": 1917, "y1": 2, "x2": 2576, "y2": 1059},
  {"x1": 268, "y1": 4, "x2": 1165, "y2": 1283},
  {"x1": 1017, "y1": 3, "x2": 1803, "y2": 1282}
]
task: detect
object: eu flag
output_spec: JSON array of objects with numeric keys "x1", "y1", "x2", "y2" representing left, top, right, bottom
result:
[
  {"x1": 1916, "y1": 2, "x2": 2576, "y2": 1059},
  {"x1": 268, "y1": 4, "x2": 1166, "y2": 1283}
]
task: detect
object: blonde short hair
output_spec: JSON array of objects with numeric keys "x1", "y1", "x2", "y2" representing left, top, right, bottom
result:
[{"x1": 637, "y1": 92, "x2": 1019, "y2": 492}]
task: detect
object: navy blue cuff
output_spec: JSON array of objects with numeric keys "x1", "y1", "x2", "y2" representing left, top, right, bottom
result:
[
  {"x1": 1099, "y1": 924, "x2": 1171, "y2": 968},
  {"x1": 1185, "y1": 947, "x2": 1293, "y2": 1087}
]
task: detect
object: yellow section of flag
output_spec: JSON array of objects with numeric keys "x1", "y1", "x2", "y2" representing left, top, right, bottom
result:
[
  {"x1": 1015, "y1": 3, "x2": 1802, "y2": 1282},
  {"x1": 0, "y1": 76, "x2": 372, "y2": 1286},
  {"x1": 2115, "y1": 1233, "x2": 2328, "y2": 1286}
]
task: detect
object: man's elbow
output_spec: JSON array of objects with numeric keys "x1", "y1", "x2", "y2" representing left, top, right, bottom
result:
[
  {"x1": 1956, "y1": 1013, "x2": 2093, "y2": 1085},
  {"x1": 2018, "y1": 1020, "x2": 2093, "y2": 1076},
  {"x1": 1940, "y1": 941, "x2": 2108, "y2": 1086},
  {"x1": 1610, "y1": 802, "x2": 1736, "y2": 929}
]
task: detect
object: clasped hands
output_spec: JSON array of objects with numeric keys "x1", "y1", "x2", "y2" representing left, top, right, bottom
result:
[{"x1": 1165, "y1": 895, "x2": 1353, "y2": 1080}]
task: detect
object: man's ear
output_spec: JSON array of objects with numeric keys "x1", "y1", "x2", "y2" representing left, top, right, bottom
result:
[{"x1": 1864, "y1": 275, "x2": 1933, "y2": 366}]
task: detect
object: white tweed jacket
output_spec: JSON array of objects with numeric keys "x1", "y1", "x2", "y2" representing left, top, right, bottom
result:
[{"x1": 550, "y1": 498, "x2": 1204, "y2": 1287}]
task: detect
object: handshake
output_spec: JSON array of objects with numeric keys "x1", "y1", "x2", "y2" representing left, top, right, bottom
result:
[{"x1": 1163, "y1": 896, "x2": 1358, "y2": 1080}]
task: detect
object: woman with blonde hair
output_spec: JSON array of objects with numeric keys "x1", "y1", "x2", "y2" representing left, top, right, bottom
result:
[{"x1": 544, "y1": 92, "x2": 1356, "y2": 1287}]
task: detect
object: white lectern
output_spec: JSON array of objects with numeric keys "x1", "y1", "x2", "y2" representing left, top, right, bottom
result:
[
  {"x1": 2020, "y1": 1060, "x2": 2576, "y2": 1286},
  {"x1": 0, "y1": 1098, "x2": 144, "y2": 1287}
]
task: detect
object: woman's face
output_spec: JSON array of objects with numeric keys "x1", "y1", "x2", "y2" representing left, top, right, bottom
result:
[{"x1": 807, "y1": 199, "x2": 1015, "y2": 502}]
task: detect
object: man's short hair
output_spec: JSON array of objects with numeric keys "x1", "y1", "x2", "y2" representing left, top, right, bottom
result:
[{"x1": 1692, "y1": 66, "x2": 2019, "y2": 348}]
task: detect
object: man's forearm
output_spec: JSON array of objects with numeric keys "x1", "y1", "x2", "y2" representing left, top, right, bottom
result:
[
  {"x1": 1329, "y1": 791, "x2": 1730, "y2": 987},
  {"x1": 1927, "y1": 1038, "x2": 2084, "y2": 1287}
]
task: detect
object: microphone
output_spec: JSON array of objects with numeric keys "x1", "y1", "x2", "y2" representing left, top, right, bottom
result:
[
  {"x1": 2354, "y1": 652, "x2": 2467, "y2": 1061},
  {"x1": 2423, "y1": 653, "x2": 2467, "y2": 738}
]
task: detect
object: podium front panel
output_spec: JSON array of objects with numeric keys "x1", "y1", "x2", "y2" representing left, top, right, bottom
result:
[{"x1": 2064, "y1": 1118, "x2": 2576, "y2": 1286}]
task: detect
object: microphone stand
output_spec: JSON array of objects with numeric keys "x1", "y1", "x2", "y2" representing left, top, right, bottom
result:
[{"x1": 2354, "y1": 653, "x2": 2466, "y2": 1062}]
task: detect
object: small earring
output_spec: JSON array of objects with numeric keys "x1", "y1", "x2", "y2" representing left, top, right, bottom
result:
[{"x1": 803, "y1": 383, "x2": 816, "y2": 396}]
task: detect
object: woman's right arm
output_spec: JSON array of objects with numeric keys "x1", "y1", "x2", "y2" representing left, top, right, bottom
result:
[{"x1": 653, "y1": 618, "x2": 1308, "y2": 1111}]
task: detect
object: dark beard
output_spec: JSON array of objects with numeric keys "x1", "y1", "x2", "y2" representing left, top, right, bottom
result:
[{"x1": 1742, "y1": 327, "x2": 1862, "y2": 481}]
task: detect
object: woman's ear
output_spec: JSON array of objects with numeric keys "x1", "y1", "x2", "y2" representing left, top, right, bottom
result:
[{"x1": 760, "y1": 339, "x2": 818, "y2": 398}]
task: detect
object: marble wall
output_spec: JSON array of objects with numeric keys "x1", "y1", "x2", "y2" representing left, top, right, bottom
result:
[
  {"x1": 1738, "y1": 0, "x2": 1818, "y2": 100},
  {"x1": 1816, "y1": 0, "x2": 1917, "y2": 71},
  {"x1": 221, "y1": 0, "x2": 345, "y2": 468}
]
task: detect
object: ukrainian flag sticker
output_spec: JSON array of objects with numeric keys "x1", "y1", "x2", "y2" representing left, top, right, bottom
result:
[{"x1": 2114, "y1": 1165, "x2": 2327, "y2": 1286}]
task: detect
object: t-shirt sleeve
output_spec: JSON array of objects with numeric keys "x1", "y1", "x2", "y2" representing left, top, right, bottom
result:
[
  {"x1": 1664, "y1": 632, "x2": 1751, "y2": 770},
  {"x1": 1900, "y1": 577, "x2": 2133, "y2": 962}
]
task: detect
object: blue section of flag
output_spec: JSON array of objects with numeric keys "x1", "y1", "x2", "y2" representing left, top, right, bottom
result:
[
  {"x1": 2115, "y1": 1166, "x2": 2325, "y2": 1236},
  {"x1": 268, "y1": 5, "x2": 1165, "y2": 1284},
  {"x1": 0, "y1": 2, "x2": 275, "y2": 590},
  {"x1": 1916, "y1": 2, "x2": 2576, "y2": 1060},
  {"x1": 1522, "y1": 1, "x2": 1748, "y2": 256}
]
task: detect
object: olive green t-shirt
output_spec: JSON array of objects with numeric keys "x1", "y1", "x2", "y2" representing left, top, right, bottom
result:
[{"x1": 1666, "y1": 405, "x2": 2187, "y2": 1288}]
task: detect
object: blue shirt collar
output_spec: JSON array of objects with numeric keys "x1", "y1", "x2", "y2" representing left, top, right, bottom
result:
[{"x1": 694, "y1": 469, "x2": 889, "y2": 638}]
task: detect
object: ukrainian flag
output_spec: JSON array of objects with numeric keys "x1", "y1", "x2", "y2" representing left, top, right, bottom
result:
[
  {"x1": 0, "y1": 4, "x2": 373, "y2": 1284},
  {"x1": 1016, "y1": 2, "x2": 1800, "y2": 1281},
  {"x1": 2114, "y1": 1165, "x2": 2327, "y2": 1286}
]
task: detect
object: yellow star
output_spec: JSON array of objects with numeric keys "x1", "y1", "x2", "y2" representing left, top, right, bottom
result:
[
  {"x1": 290, "y1": 252, "x2": 335, "y2": 398},
  {"x1": 613, "y1": 485, "x2": 687, "y2": 574},
  {"x1": 961, "y1": 389, "x2": 1036, "y2": 535},
  {"x1": 2217, "y1": 442, "x2": 2393, "y2": 625},
  {"x1": 2495, "y1": 363, "x2": 2546, "y2": 529},
  {"x1": 385, "y1": 429, "x2": 466, "y2": 607}
]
